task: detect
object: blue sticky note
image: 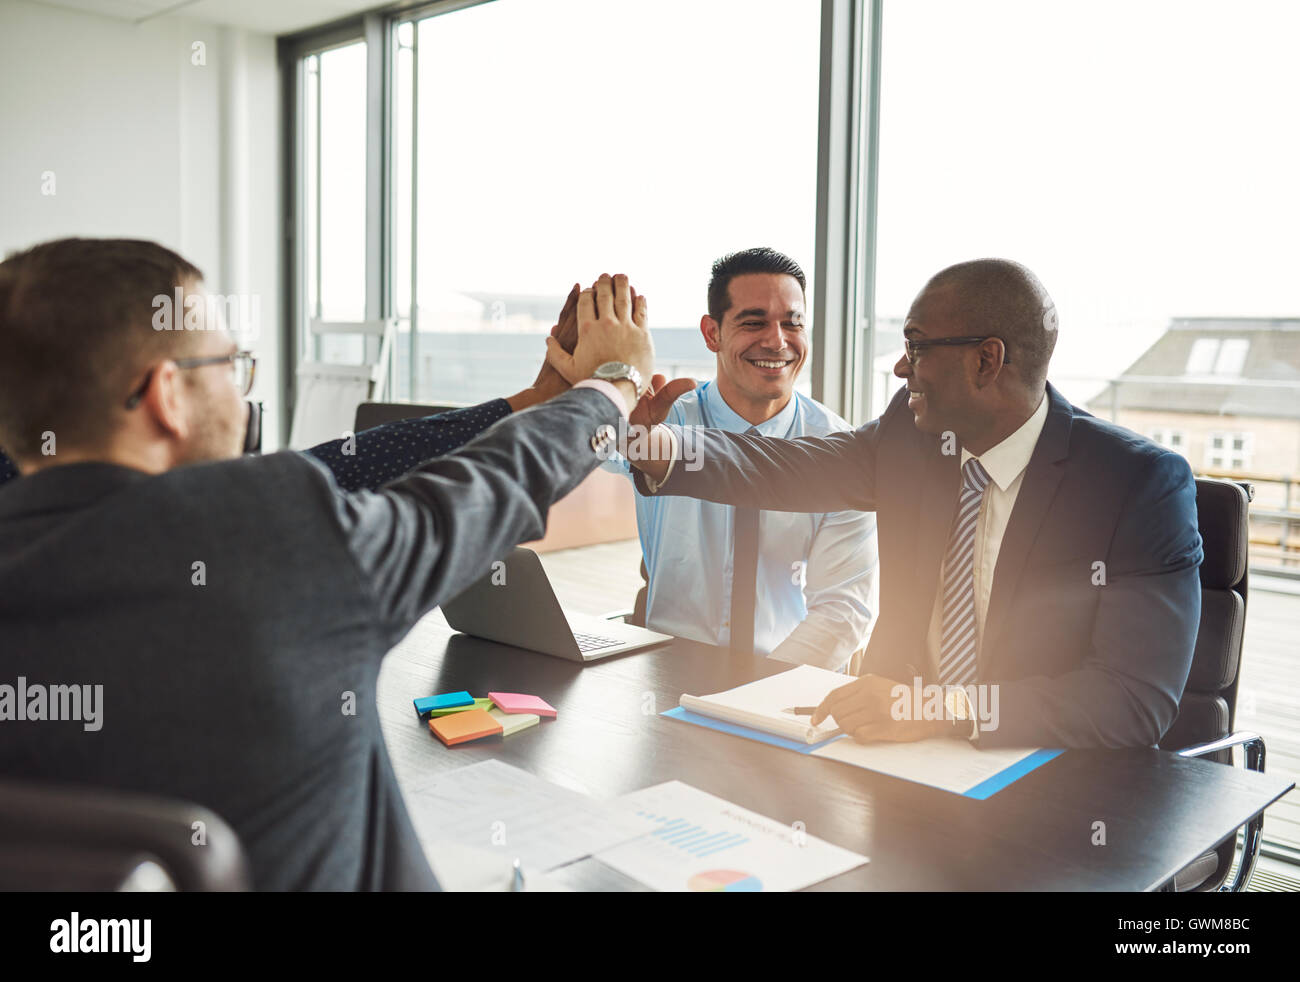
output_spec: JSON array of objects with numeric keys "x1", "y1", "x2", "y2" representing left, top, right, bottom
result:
[{"x1": 413, "y1": 691, "x2": 474, "y2": 716}]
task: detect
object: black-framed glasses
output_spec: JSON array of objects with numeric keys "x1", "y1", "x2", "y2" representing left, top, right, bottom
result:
[
  {"x1": 124, "y1": 351, "x2": 257, "y2": 409},
  {"x1": 903, "y1": 336, "x2": 1010, "y2": 365}
]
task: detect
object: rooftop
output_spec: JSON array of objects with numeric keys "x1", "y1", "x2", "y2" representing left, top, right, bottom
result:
[{"x1": 1087, "y1": 317, "x2": 1300, "y2": 419}]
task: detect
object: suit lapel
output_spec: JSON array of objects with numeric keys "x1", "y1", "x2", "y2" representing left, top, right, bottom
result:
[{"x1": 980, "y1": 385, "x2": 1074, "y2": 677}]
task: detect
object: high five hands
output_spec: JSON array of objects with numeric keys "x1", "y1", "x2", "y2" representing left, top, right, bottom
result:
[{"x1": 544, "y1": 274, "x2": 695, "y2": 425}]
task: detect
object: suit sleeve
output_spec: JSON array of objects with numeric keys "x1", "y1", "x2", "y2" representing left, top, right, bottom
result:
[
  {"x1": 304, "y1": 399, "x2": 512, "y2": 492},
  {"x1": 636, "y1": 411, "x2": 888, "y2": 515},
  {"x1": 979, "y1": 451, "x2": 1203, "y2": 749},
  {"x1": 318, "y1": 387, "x2": 619, "y2": 640}
]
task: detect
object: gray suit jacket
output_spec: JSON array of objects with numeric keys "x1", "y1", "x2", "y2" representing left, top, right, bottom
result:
[
  {"x1": 0, "y1": 387, "x2": 621, "y2": 890},
  {"x1": 643, "y1": 383, "x2": 1203, "y2": 749}
]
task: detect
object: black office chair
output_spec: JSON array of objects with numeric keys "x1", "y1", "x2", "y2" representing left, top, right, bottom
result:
[
  {"x1": 0, "y1": 779, "x2": 250, "y2": 891},
  {"x1": 1157, "y1": 477, "x2": 1265, "y2": 891},
  {"x1": 354, "y1": 401, "x2": 465, "y2": 432}
]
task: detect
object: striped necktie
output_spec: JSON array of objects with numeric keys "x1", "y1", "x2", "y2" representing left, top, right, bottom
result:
[{"x1": 938, "y1": 457, "x2": 992, "y2": 686}]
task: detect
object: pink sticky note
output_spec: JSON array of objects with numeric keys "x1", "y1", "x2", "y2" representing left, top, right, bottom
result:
[{"x1": 488, "y1": 692, "x2": 557, "y2": 718}]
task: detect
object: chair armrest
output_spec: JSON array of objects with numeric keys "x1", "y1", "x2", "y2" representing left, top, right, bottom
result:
[
  {"x1": 1176, "y1": 730, "x2": 1264, "y2": 772},
  {"x1": 1175, "y1": 731, "x2": 1266, "y2": 892}
]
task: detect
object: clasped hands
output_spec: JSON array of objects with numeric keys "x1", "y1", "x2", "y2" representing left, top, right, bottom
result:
[{"x1": 530, "y1": 274, "x2": 694, "y2": 433}]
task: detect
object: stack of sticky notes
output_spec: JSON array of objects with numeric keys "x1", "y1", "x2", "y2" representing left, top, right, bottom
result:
[
  {"x1": 429, "y1": 708, "x2": 502, "y2": 746},
  {"x1": 413, "y1": 689, "x2": 557, "y2": 747}
]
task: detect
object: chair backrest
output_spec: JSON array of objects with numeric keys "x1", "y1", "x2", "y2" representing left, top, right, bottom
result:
[
  {"x1": 289, "y1": 318, "x2": 396, "y2": 448},
  {"x1": 354, "y1": 401, "x2": 466, "y2": 432},
  {"x1": 0, "y1": 779, "x2": 250, "y2": 891},
  {"x1": 1159, "y1": 477, "x2": 1252, "y2": 758}
]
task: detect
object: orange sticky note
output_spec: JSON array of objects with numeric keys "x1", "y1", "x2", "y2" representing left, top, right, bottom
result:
[{"x1": 429, "y1": 708, "x2": 503, "y2": 746}]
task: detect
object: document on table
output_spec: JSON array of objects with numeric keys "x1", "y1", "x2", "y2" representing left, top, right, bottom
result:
[
  {"x1": 811, "y1": 737, "x2": 1061, "y2": 799},
  {"x1": 679, "y1": 664, "x2": 858, "y2": 744},
  {"x1": 402, "y1": 759, "x2": 653, "y2": 872},
  {"x1": 595, "y1": 781, "x2": 868, "y2": 892},
  {"x1": 668, "y1": 666, "x2": 1062, "y2": 798}
]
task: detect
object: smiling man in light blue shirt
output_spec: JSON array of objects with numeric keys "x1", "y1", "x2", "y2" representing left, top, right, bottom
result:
[{"x1": 606, "y1": 248, "x2": 878, "y2": 669}]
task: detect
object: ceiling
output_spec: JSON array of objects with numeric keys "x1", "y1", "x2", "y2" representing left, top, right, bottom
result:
[{"x1": 24, "y1": 0, "x2": 394, "y2": 36}]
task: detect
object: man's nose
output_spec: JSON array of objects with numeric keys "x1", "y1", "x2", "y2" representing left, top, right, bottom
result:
[
  {"x1": 759, "y1": 320, "x2": 787, "y2": 352},
  {"x1": 893, "y1": 352, "x2": 912, "y2": 379}
]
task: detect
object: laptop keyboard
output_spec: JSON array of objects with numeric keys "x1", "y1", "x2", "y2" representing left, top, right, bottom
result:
[{"x1": 572, "y1": 631, "x2": 621, "y2": 653}]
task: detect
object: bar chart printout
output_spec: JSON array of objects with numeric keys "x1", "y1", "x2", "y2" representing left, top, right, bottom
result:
[{"x1": 595, "y1": 781, "x2": 867, "y2": 892}]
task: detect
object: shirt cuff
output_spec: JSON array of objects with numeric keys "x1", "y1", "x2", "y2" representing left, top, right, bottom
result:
[
  {"x1": 573, "y1": 378, "x2": 630, "y2": 418},
  {"x1": 640, "y1": 425, "x2": 679, "y2": 494}
]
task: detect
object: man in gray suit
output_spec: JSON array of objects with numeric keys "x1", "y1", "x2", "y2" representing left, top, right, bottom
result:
[{"x1": 0, "y1": 238, "x2": 673, "y2": 889}]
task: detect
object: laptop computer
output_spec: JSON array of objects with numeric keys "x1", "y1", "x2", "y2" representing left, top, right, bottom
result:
[{"x1": 440, "y1": 547, "x2": 673, "y2": 662}]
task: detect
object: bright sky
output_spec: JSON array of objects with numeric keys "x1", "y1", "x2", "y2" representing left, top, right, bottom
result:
[{"x1": 315, "y1": 0, "x2": 1300, "y2": 405}]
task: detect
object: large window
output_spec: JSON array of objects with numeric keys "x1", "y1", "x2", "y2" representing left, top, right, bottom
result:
[{"x1": 390, "y1": 0, "x2": 821, "y2": 404}]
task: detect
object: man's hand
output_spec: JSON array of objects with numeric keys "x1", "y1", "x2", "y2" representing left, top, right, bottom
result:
[
  {"x1": 506, "y1": 283, "x2": 580, "y2": 411},
  {"x1": 811, "y1": 674, "x2": 950, "y2": 743},
  {"x1": 531, "y1": 283, "x2": 581, "y2": 400},
  {"x1": 545, "y1": 273, "x2": 654, "y2": 407},
  {"x1": 630, "y1": 373, "x2": 696, "y2": 430}
]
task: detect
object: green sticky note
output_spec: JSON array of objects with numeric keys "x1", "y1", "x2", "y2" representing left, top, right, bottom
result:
[{"x1": 425, "y1": 697, "x2": 494, "y2": 717}]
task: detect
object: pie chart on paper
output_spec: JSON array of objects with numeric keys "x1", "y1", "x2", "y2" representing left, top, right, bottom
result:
[{"x1": 687, "y1": 869, "x2": 763, "y2": 892}]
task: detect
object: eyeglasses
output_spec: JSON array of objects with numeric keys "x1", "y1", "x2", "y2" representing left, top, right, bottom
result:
[
  {"x1": 124, "y1": 351, "x2": 257, "y2": 409},
  {"x1": 903, "y1": 336, "x2": 1011, "y2": 366}
]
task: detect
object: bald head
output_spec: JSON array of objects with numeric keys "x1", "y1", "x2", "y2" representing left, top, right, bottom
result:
[{"x1": 910, "y1": 258, "x2": 1057, "y2": 390}]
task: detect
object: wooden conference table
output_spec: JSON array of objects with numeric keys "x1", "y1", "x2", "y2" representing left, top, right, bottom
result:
[{"x1": 377, "y1": 613, "x2": 1295, "y2": 891}]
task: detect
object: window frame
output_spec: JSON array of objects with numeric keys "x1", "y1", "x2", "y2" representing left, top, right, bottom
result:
[{"x1": 281, "y1": 0, "x2": 873, "y2": 429}]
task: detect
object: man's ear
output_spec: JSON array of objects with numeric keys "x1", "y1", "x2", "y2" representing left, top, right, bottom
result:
[
  {"x1": 138, "y1": 360, "x2": 189, "y2": 440},
  {"x1": 975, "y1": 338, "x2": 1007, "y2": 386},
  {"x1": 700, "y1": 315, "x2": 722, "y2": 353}
]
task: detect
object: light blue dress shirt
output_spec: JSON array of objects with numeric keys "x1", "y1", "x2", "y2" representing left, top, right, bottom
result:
[{"x1": 605, "y1": 380, "x2": 879, "y2": 670}]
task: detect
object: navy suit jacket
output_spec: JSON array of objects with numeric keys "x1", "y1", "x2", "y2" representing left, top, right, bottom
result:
[{"x1": 646, "y1": 383, "x2": 1203, "y2": 749}]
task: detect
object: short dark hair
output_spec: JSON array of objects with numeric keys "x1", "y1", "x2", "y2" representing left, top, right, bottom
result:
[
  {"x1": 707, "y1": 247, "x2": 807, "y2": 324},
  {"x1": 920, "y1": 258, "x2": 1058, "y2": 388},
  {"x1": 0, "y1": 238, "x2": 204, "y2": 462}
]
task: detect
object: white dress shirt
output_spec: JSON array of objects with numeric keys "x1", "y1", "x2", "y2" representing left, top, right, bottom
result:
[
  {"x1": 925, "y1": 393, "x2": 1049, "y2": 738},
  {"x1": 607, "y1": 380, "x2": 879, "y2": 670}
]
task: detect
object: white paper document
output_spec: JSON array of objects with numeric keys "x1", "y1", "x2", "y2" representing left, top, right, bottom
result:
[
  {"x1": 680, "y1": 664, "x2": 858, "y2": 743},
  {"x1": 811, "y1": 736, "x2": 1051, "y2": 796},
  {"x1": 403, "y1": 759, "x2": 653, "y2": 872},
  {"x1": 596, "y1": 781, "x2": 868, "y2": 892}
]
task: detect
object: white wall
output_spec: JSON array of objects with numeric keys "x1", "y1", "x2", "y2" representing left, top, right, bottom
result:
[{"x1": 0, "y1": 0, "x2": 285, "y2": 448}]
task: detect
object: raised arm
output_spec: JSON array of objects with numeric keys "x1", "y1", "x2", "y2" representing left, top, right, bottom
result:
[
  {"x1": 335, "y1": 273, "x2": 656, "y2": 635},
  {"x1": 304, "y1": 286, "x2": 586, "y2": 492},
  {"x1": 637, "y1": 424, "x2": 879, "y2": 514}
]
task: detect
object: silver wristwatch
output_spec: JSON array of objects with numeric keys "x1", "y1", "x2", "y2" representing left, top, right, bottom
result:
[{"x1": 592, "y1": 361, "x2": 647, "y2": 398}]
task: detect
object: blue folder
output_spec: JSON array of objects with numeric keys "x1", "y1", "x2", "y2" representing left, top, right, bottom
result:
[{"x1": 662, "y1": 706, "x2": 1062, "y2": 799}]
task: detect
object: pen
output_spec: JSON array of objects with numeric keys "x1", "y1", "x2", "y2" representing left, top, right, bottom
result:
[
  {"x1": 512, "y1": 857, "x2": 524, "y2": 892},
  {"x1": 783, "y1": 706, "x2": 819, "y2": 716}
]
